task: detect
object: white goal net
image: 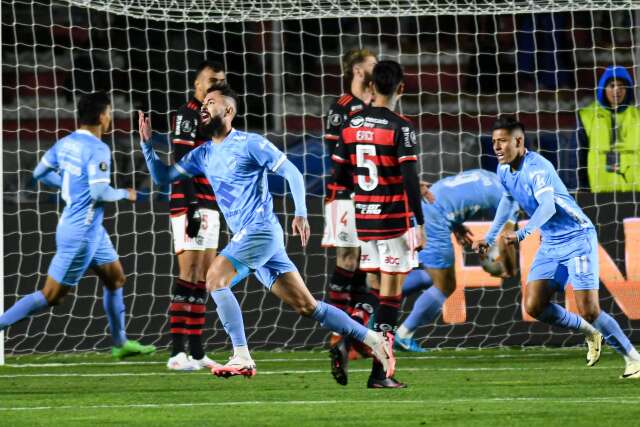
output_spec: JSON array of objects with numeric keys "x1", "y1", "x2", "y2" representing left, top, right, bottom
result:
[{"x1": 3, "y1": 0, "x2": 640, "y2": 355}]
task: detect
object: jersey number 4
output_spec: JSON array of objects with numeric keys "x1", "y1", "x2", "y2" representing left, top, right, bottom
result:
[{"x1": 356, "y1": 145, "x2": 378, "y2": 191}]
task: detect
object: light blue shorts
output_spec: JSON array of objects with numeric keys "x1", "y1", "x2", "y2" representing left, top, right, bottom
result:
[
  {"x1": 48, "y1": 226, "x2": 119, "y2": 286},
  {"x1": 221, "y1": 219, "x2": 298, "y2": 290},
  {"x1": 418, "y1": 203, "x2": 454, "y2": 269},
  {"x1": 528, "y1": 228, "x2": 599, "y2": 291}
]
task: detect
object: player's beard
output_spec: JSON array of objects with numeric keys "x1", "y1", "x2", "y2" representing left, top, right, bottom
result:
[{"x1": 199, "y1": 114, "x2": 224, "y2": 139}]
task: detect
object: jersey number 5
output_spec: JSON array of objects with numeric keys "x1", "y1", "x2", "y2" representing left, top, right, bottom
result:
[{"x1": 356, "y1": 145, "x2": 378, "y2": 191}]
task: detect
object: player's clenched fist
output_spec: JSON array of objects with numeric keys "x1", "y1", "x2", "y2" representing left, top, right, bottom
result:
[
  {"x1": 472, "y1": 239, "x2": 490, "y2": 257},
  {"x1": 127, "y1": 188, "x2": 137, "y2": 202}
]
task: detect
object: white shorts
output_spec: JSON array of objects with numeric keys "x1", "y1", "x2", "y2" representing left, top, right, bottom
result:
[
  {"x1": 321, "y1": 199, "x2": 359, "y2": 248},
  {"x1": 171, "y1": 208, "x2": 220, "y2": 254},
  {"x1": 359, "y1": 229, "x2": 418, "y2": 274}
]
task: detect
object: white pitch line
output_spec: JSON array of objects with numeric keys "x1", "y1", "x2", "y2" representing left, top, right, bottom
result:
[
  {"x1": 1, "y1": 397, "x2": 639, "y2": 412},
  {"x1": 0, "y1": 365, "x2": 621, "y2": 378},
  {"x1": 3, "y1": 351, "x2": 579, "y2": 368}
]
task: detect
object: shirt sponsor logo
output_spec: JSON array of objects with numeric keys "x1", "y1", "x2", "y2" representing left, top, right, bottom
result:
[
  {"x1": 356, "y1": 130, "x2": 374, "y2": 141},
  {"x1": 350, "y1": 116, "x2": 365, "y2": 127},
  {"x1": 356, "y1": 203, "x2": 382, "y2": 215},
  {"x1": 365, "y1": 117, "x2": 389, "y2": 125}
]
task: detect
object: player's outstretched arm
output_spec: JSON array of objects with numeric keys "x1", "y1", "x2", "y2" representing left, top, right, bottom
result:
[
  {"x1": 483, "y1": 193, "x2": 518, "y2": 247},
  {"x1": 513, "y1": 189, "x2": 555, "y2": 242},
  {"x1": 274, "y1": 158, "x2": 310, "y2": 246},
  {"x1": 90, "y1": 182, "x2": 136, "y2": 202},
  {"x1": 33, "y1": 160, "x2": 62, "y2": 188},
  {"x1": 138, "y1": 111, "x2": 189, "y2": 186}
]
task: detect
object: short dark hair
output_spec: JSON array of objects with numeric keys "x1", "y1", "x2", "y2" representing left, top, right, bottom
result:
[
  {"x1": 207, "y1": 84, "x2": 237, "y2": 101},
  {"x1": 77, "y1": 92, "x2": 111, "y2": 126},
  {"x1": 492, "y1": 116, "x2": 525, "y2": 134},
  {"x1": 342, "y1": 48, "x2": 376, "y2": 83},
  {"x1": 195, "y1": 60, "x2": 225, "y2": 79},
  {"x1": 372, "y1": 60, "x2": 404, "y2": 96}
]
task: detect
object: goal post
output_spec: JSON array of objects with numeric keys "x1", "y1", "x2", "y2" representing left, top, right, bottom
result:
[{"x1": 2, "y1": 0, "x2": 640, "y2": 356}]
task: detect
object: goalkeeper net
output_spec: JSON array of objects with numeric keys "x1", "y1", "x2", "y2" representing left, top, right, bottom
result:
[{"x1": 3, "y1": 0, "x2": 640, "y2": 355}]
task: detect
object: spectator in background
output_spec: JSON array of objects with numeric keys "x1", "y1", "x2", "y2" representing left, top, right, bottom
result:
[{"x1": 577, "y1": 66, "x2": 640, "y2": 192}]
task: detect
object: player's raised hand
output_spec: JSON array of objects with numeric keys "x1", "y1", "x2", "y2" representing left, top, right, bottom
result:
[
  {"x1": 291, "y1": 216, "x2": 310, "y2": 247},
  {"x1": 138, "y1": 111, "x2": 152, "y2": 142},
  {"x1": 472, "y1": 239, "x2": 490, "y2": 257},
  {"x1": 126, "y1": 188, "x2": 137, "y2": 202}
]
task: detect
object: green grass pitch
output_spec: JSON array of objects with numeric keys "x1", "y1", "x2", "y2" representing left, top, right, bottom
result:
[{"x1": 1, "y1": 347, "x2": 639, "y2": 426}]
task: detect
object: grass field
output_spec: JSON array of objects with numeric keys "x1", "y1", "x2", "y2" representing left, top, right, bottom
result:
[{"x1": 1, "y1": 347, "x2": 639, "y2": 426}]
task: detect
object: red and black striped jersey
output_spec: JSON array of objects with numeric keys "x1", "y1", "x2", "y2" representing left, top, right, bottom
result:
[
  {"x1": 169, "y1": 97, "x2": 217, "y2": 216},
  {"x1": 332, "y1": 106, "x2": 419, "y2": 241},
  {"x1": 324, "y1": 93, "x2": 366, "y2": 200}
]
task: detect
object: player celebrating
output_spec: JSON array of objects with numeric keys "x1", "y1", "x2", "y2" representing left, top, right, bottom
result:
[
  {"x1": 395, "y1": 170, "x2": 520, "y2": 352},
  {"x1": 139, "y1": 86, "x2": 395, "y2": 383},
  {"x1": 474, "y1": 117, "x2": 640, "y2": 378},
  {"x1": 322, "y1": 49, "x2": 379, "y2": 335},
  {"x1": 0, "y1": 92, "x2": 156, "y2": 359},
  {"x1": 166, "y1": 60, "x2": 226, "y2": 371},
  {"x1": 332, "y1": 61, "x2": 424, "y2": 388}
]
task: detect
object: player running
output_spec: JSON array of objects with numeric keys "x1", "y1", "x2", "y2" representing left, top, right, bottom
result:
[
  {"x1": 0, "y1": 92, "x2": 156, "y2": 359},
  {"x1": 139, "y1": 86, "x2": 395, "y2": 383},
  {"x1": 394, "y1": 170, "x2": 521, "y2": 352},
  {"x1": 166, "y1": 60, "x2": 226, "y2": 371},
  {"x1": 474, "y1": 117, "x2": 640, "y2": 378},
  {"x1": 322, "y1": 49, "x2": 379, "y2": 341},
  {"x1": 332, "y1": 61, "x2": 424, "y2": 388}
]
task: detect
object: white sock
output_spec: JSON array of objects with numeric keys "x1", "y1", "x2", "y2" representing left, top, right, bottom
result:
[
  {"x1": 624, "y1": 348, "x2": 640, "y2": 364},
  {"x1": 578, "y1": 318, "x2": 598, "y2": 337},
  {"x1": 234, "y1": 345, "x2": 252, "y2": 360},
  {"x1": 363, "y1": 330, "x2": 382, "y2": 349},
  {"x1": 396, "y1": 324, "x2": 414, "y2": 340}
]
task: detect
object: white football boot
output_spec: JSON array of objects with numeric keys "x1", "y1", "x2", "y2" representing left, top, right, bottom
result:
[
  {"x1": 621, "y1": 360, "x2": 640, "y2": 379},
  {"x1": 585, "y1": 332, "x2": 603, "y2": 367},
  {"x1": 369, "y1": 332, "x2": 396, "y2": 378},
  {"x1": 167, "y1": 352, "x2": 201, "y2": 371},
  {"x1": 192, "y1": 354, "x2": 221, "y2": 370},
  {"x1": 211, "y1": 354, "x2": 257, "y2": 378}
]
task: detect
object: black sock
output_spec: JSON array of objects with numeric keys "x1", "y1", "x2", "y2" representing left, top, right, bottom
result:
[
  {"x1": 371, "y1": 293, "x2": 401, "y2": 378},
  {"x1": 327, "y1": 267, "x2": 353, "y2": 313},
  {"x1": 188, "y1": 281, "x2": 208, "y2": 360},
  {"x1": 169, "y1": 278, "x2": 195, "y2": 356},
  {"x1": 350, "y1": 270, "x2": 373, "y2": 325}
]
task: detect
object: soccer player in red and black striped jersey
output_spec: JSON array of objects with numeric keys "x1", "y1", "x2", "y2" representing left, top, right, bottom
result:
[
  {"x1": 332, "y1": 61, "x2": 425, "y2": 388},
  {"x1": 321, "y1": 49, "x2": 379, "y2": 349},
  {"x1": 167, "y1": 60, "x2": 226, "y2": 371}
]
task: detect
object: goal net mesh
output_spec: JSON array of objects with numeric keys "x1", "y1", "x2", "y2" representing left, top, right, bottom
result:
[{"x1": 3, "y1": 0, "x2": 640, "y2": 354}]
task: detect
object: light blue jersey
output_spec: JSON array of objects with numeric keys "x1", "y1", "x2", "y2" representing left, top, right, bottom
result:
[
  {"x1": 41, "y1": 129, "x2": 113, "y2": 235},
  {"x1": 39, "y1": 129, "x2": 120, "y2": 286},
  {"x1": 176, "y1": 129, "x2": 292, "y2": 234},
  {"x1": 175, "y1": 129, "x2": 299, "y2": 288},
  {"x1": 420, "y1": 169, "x2": 517, "y2": 269},
  {"x1": 494, "y1": 151, "x2": 598, "y2": 290},
  {"x1": 496, "y1": 150, "x2": 593, "y2": 244},
  {"x1": 430, "y1": 169, "x2": 507, "y2": 226}
]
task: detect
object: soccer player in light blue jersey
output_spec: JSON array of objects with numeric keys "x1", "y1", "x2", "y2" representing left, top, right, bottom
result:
[
  {"x1": 139, "y1": 86, "x2": 395, "y2": 382},
  {"x1": 0, "y1": 92, "x2": 156, "y2": 359},
  {"x1": 474, "y1": 117, "x2": 640, "y2": 378},
  {"x1": 395, "y1": 170, "x2": 519, "y2": 352}
]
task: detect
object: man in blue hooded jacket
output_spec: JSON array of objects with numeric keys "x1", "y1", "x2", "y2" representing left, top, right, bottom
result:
[{"x1": 577, "y1": 66, "x2": 640, "y2": 192}]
